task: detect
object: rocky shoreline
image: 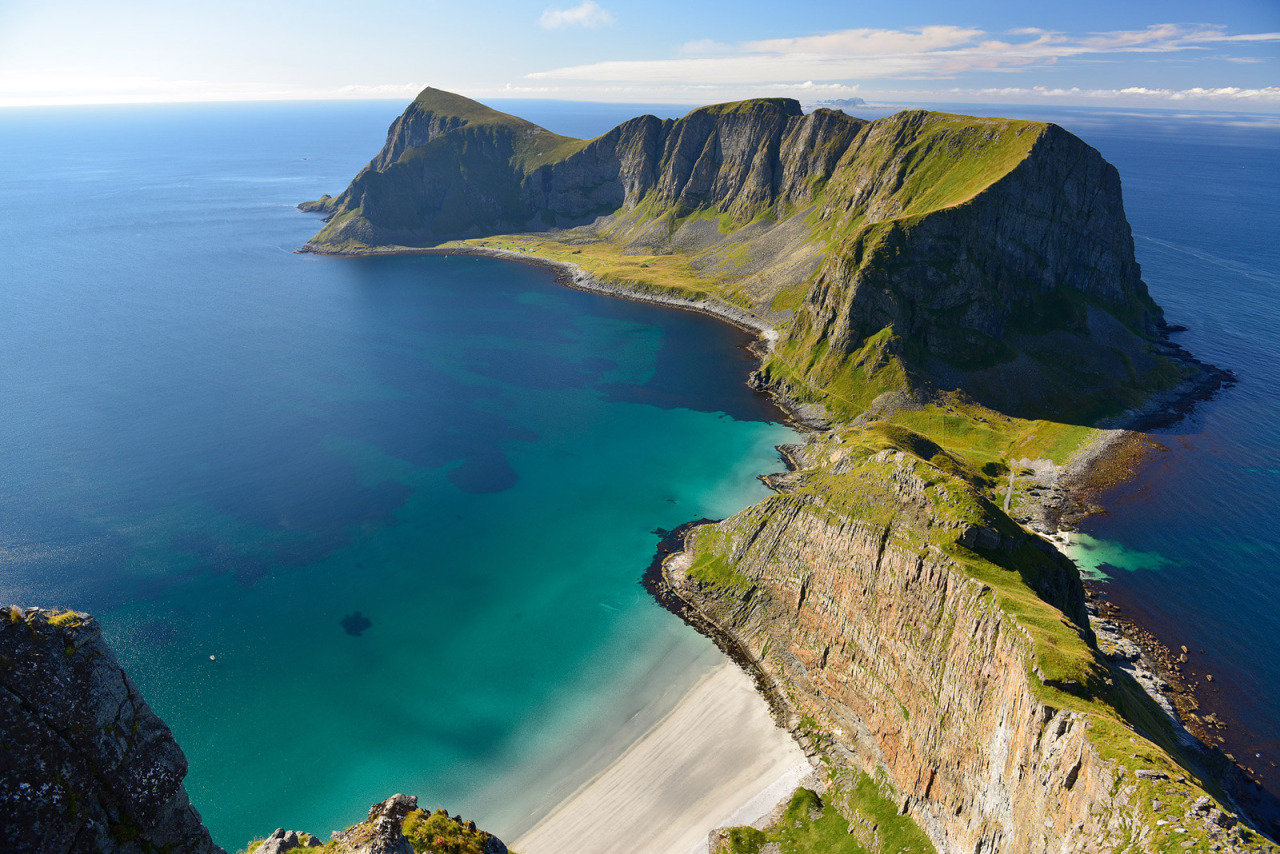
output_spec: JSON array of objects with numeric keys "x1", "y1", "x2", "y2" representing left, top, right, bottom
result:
[
  {"x1": 1020, "y1": 354, "x2": 1280, "y2": 835},
  {"x1": 297, "y1": 243, "x2": 777, "y2": 335}
]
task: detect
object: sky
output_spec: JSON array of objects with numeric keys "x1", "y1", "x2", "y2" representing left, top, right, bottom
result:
[{"x1": 0, "y1": 0, "x2": 1277, "y2": 111}]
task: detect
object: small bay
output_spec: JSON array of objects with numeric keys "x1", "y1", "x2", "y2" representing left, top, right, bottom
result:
[{"x1": 0, "y1": 101, "x2": 795, "y2": 846}]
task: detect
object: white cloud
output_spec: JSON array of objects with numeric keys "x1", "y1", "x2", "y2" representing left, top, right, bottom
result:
[
  {"x1": 680, "y1": 39, "x2": 734, "y2": 56},
  {"x1": 0, "y1": 70, "x2": 430, "y2": 107},
  {"x1": 527, "y1": 23, "x2": 1280, "y2": 85},
  {"x1": 745, "y1": 25, "x2": 983, "y2": 57},
  {"x1": 902, "y1": 84, "x2": 1280, "y2": 105},
  {"x1": 539, "y1": 1, "x2": 614, "y2": 30}
]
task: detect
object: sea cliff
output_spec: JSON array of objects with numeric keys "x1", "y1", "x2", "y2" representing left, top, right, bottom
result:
[
  {"x1": 0, "y1": 609, "x2": 513, "y2": 854},
  {"x1": 304, "y1": 88, "x2": 1184, "y2": 426},
  {"x1": 665, "y1": 434, "x2": 1264, "y2": 852}
]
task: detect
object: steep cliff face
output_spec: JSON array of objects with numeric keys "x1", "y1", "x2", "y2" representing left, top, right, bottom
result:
[
  {"x1": 668, "y1": 435, "x2": 1265, "y2": 853},
  {"x1": 305, "y1": 93, "x2": 850, "y2": 249},
  {"x1": 0, "y1": 607, "x2": 222, "y2": 854},
  {"x1": 765, "y1": 117, "x2": 1167, "y2": 420},
  {"x1": 306, "y1": 88, "x2": 591, "y2": 247}
]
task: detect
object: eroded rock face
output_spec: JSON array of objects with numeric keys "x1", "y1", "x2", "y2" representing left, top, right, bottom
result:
[
  {"x1": 0, "y1": 606, "x2": 222, "y2": 854},
  {"x1": 670, "y1": 444, "x2": 1264, "y2": 853},
  {"x1": 307, "y1": 90, "x2": 1168, "y2": 422}
]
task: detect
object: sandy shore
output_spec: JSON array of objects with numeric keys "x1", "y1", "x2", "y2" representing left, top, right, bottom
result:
[{"x1": 513, "y1": 661, "x2": 812, "y2": 854}]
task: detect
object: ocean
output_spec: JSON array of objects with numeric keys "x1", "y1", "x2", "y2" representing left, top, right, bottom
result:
[
  {"x1": 0, "y1": 100, "x2": 795, "y2": 847},
  {"x1": 1, "y1": 97, "x2": 1277, "y2": 845}
]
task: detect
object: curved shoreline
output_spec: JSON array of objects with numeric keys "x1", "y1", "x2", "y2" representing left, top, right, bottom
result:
[
  {"x1": 300, "y1": 239, "x2": 1263, "y2": 838},
  {"x1": 298, "y1": 243, "x2": 779, "y2": 339}
]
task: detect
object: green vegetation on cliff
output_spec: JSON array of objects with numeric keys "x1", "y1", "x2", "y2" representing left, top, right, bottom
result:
[
  {"x1": 236, "y1": 795, "x2": 514, "y2": 854},
  {"x1": 304, "y1": 87, "x2": 1181, "y2": 434},
  {"x1": 713, "y1": 777, "x2": 936, "y2": 854},
  {"x1": 686, "y1": 426, "x2": 1263, "y2": 851}
]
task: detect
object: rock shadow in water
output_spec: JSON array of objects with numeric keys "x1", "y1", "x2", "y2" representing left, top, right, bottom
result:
[
  {"x1": 341, "y1": 611, "x2": 372, "y2": 637},
  {"x1": 448, "y1": 450, "x2": 518, "y2": 494}
]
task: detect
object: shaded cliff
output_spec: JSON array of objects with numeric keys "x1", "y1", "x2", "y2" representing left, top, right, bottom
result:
[{"x1": 0, "y1": 607, "x2": 222, "y2": 854}]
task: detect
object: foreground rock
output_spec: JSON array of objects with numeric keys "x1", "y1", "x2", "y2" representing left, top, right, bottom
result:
[
  {"x1": 0, "y1": 606, "x2": 512, "y2": 854},
  {"x1": 0, "y1": 606, "x2": 222, "y2": 854},
  {"x1": 249, "y1": 794, "x2": 509, "y2": 854}
]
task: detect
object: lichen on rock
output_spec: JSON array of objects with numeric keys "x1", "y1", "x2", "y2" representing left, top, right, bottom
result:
[{"x1": 0, "y1": 606, "x2": 223, "y2": 853}]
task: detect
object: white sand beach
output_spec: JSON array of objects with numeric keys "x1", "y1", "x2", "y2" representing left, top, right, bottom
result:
[{"x1": 514, "y1": 661, "x2": 812, "y2": 854}]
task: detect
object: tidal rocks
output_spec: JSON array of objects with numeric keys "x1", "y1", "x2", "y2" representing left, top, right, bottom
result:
[{"x1": 0, "y1": 606, "x2": 222, "y2": 854}]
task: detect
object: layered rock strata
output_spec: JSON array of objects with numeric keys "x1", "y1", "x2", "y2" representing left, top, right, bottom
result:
[{"x1": 665, "y1": 437, "x2": 1269, "y2": 852}]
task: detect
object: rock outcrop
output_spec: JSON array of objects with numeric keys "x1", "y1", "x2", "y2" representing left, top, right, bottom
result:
[
  {"x1": 0, "y1": 606, "x2": 223, "y2": 854},
  {"x1": 251, "y1": 794, "x2": 510, "y2": 854},
  {"x1": 0, "y1": 606, "x2": 514, "y2": 854}
]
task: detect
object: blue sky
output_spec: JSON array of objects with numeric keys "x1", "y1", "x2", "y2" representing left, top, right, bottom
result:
[{"x1": 1, "y1": 0, "x2": 1277, "y2": 110}]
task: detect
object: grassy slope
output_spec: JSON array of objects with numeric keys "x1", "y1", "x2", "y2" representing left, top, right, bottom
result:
[
  {"x1": 305, "y1": 89, "x2": 590, "y2": 250},
  {"x1": 716, "y1": 778, "x2": 937, "y2": 854},
  {"x1": 380, "y1": 87, "x2": 592, "y2": 174}
]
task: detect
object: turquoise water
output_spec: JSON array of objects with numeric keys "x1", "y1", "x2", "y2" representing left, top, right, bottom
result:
[
  {"x1": 0, "y1": 102, "x2": 794, "y2": 846},
  {"x1": 1064, "y1": 532, "x2": 1177, "y2": 581}
]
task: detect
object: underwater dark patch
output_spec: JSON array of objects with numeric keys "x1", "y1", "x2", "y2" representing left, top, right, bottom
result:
[{"x1": 341, "y1": 611, "x2": 372, "y2": 637}]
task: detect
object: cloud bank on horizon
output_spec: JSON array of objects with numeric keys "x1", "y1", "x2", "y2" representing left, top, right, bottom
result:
[
  {"x1": 0, "y1": 0, "x2": 1276, "y2": 111},
  {"x1": 522, "y1": 21, "x2": 1280, "y2": 109}
]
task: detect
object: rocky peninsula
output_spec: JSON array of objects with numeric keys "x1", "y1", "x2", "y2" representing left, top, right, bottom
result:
[{"x1": 3, "y1": 88, "x2": 1274, "y2": 853}]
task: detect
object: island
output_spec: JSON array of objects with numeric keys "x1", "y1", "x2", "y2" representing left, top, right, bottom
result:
[{"x1": 3, "y1": 87, "x2": 1272, "y2": 854}]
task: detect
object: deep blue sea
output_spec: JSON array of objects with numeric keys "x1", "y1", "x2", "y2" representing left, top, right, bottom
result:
[
  {"x1": 1, "y1": 98, "x2": 1277, "y2": 844},
  {"x1": 1047, "y1": 108, "x2": 1280, "y2": 786}
]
